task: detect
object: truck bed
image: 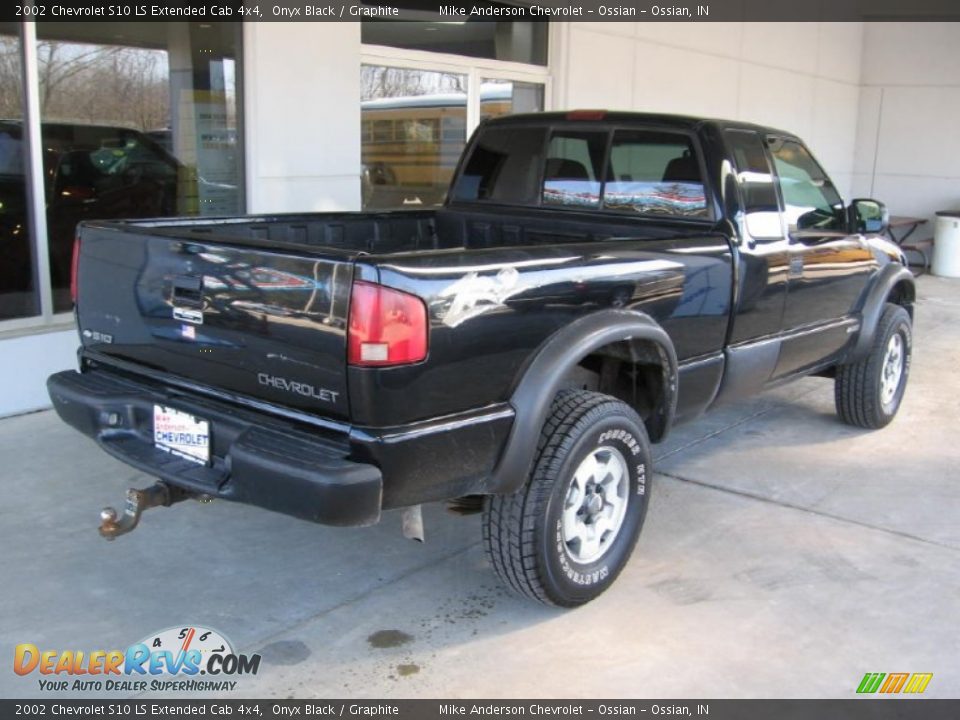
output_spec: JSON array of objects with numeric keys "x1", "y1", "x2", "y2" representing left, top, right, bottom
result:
[
  {"x1": 76, "y1": 206, "x2": 731, "y2": 429},
  {"x1": 118, "y1": 209, "x2": 446, "y2": 256},
  {"x1": 107, "y1": 204, "x2": 699, "y2": 256}
]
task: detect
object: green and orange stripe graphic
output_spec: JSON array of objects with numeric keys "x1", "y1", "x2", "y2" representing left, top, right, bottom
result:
[{"x1": 857, "y1": 672, "x2": 933, "y2": 694}]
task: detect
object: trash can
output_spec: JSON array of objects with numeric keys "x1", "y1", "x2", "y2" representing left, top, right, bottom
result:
[{"x1": 932, "y1": 211, "x2": 960, "y2": 278}]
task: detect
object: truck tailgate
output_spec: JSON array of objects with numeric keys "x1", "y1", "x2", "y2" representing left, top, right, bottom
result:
[{"x1": 75, "y1": 226, "x2": 355, "y2": 420}]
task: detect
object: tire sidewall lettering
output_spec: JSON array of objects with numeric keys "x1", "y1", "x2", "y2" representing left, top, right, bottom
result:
[
  {"x1": 554, "y1": 518, "x2": 610, "y2": 586},
  {"x1": 542, "y1": 416, "x2": 651, "y2": 596},
  {"x1": 880, "y1": 319, "x2": 912, "y2": 418},
  {"x1": 597, "y1": 428, "x2": 647, "y2": 496},
  {"x1": 598, "y1": 428, "x2": 641, "y2": 457},
  {"x1": 900, "y1": 323, "x2": 912, "y2": 377}
]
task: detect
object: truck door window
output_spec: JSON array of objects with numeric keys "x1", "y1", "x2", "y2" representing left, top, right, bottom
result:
[
  {"x1": 452, "y1": 126, "x2": 546, "y2": 204},
  {"x1": 604, "y1": 130, "x2": 708, "y2": 218},
  {"x1": 768, "y1": 138, "x2": 845, "y2": 233},
  {"x1": 542, "y1": 131, "x2": 607, "y2": 209},
  {"x1": 725, "y1": 129, "x2": 782, "y2": 239}
]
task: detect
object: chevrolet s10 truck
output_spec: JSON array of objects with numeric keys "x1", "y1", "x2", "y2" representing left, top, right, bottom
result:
[{"x1": 48, "y1": 112, "x2": 915, "y2": 606}]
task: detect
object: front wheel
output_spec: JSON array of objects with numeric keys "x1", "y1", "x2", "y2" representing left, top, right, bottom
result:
[
  {"x1": 835, "y1": 303, "x2": 912, "y2": 429},
  {"x1": 483, "y1": 390, "x2": 652, "y2": 607}
]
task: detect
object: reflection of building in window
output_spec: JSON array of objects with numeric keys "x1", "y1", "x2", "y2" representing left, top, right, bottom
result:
[
  {"x1": 360, "y1": 68, "x2": 544, "y2": 209},
  {"x1": 23, "y1": 23, "x2": 245, "y2": 314},
  {"x1": 542, "y1": 132, "x2": 605, "y2": 209},
  {"x1": 603, "y1": 131, "x2": 708, "y2": 218}
]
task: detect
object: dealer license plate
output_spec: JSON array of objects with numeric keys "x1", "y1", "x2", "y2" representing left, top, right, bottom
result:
[{"x1": 153, "y1": 405, "x2": 210, "y2": 465}]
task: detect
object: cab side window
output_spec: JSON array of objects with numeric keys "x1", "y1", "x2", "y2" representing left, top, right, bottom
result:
[
  {"x1": 454, "y1": 126, "x2": 546, "y2": 204},
  {"x1": 768, "y1": 138, "x2": 845, "y2": 233},
  {"x1": 725, "y1": 129, "x2": 783, "y2": 239}
]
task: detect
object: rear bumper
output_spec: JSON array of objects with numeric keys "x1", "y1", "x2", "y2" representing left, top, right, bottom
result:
[{"x1": 47, "y1": 369, "x2": 383, "y2": 527}]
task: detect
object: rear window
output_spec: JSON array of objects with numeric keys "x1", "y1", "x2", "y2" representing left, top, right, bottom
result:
[
  {"x1": 452, "y1": 123, "x2": 709, "y2": 220},
  {"x1": 542, "y1": 131, "x2": 607, "y2": 209},
  {"x1": 603, "y1": 130, "x2": 708, "y2": 218}
]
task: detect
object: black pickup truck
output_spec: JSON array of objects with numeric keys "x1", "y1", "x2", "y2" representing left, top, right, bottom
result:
[{"x1": 48, "y1": 112, "x2": 915, "y2": 606}]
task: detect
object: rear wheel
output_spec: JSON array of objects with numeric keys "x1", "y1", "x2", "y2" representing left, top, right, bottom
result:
[
  {"x1": 483, "y1": 390, "x2": 652, "y2": 607},
  {"x1": 835, "y1": 303, "x2": 912, "y2": 429}
]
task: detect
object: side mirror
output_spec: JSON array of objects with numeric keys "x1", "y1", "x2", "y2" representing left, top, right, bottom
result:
[{"x1": 849, "y1": 198, "x2": 889, "y2": 235}]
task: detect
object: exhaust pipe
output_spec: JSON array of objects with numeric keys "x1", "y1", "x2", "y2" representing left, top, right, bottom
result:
[
  {"x1": 401, "y1": 504, "x2": 425, "y2": 543},
  {"x1": 99, "y1": 482, "x2": 189, "y2": 540}
]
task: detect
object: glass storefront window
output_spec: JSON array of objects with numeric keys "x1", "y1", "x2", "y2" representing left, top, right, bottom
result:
[
  {"x1": 361, "y1": 65, "x2": 467, "y2": 209},
  {"x1": 361, "y1": 66, "x2": 545, "y2": 210},
  {"x1": 36, "y1": 22, "x2": 243, "y2": 313},
  {"x1": 479, "y1": 78, "x2": 544, "y2": 121},
  {"x1": 362, "y1": 19, "x2": 547, "y2": 66},
  {"x1": 0, "y1": 23, "x2": 38, "y2": 321}
]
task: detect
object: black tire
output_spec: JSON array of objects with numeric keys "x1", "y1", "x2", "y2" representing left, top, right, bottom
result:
[
  {"x1": 483, "y1": 390, "x2": 652, "y2": 607},
  {"x1": 835, "y1": 303, "x2": 912, "y2": 429}
]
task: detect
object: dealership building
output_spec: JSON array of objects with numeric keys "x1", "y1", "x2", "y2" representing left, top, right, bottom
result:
[{"x1": 0, "y1": 16, "x2": 957, "y2": 416}]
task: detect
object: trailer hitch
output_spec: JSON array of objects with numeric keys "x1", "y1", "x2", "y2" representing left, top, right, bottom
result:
[{"x1": 98, "y1": 482, "x2": 190, "y2": 540}]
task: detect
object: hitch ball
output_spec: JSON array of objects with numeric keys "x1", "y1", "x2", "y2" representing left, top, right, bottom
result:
[{"x1": 98, "y1": 482, "x2": 189, "y2": 540}]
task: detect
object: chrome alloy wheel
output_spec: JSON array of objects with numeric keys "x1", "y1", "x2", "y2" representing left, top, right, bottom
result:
[
  {"x1": 880, "y1": 332, "x2": 905, "y2": 407},
  {"x1": 561, "y1": 446, "x2": 630, "y2": 563}
]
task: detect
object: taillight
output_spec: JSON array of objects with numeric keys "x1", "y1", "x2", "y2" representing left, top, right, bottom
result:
[
  {"x1": 70, "y1": 235, "x2": 81, "y2": 305},
  {"x1": 348, "y1": 281, "x2": 428, "y2": 367}
]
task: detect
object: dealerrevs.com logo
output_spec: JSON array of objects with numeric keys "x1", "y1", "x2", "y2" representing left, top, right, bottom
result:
[{"x1": 14, "y1": 626, "x2": 261, "y2": 693}]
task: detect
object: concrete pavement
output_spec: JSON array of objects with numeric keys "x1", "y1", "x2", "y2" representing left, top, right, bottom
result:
[{"x1": 1, "y1": 276, "x2": 958, "y2": 699}]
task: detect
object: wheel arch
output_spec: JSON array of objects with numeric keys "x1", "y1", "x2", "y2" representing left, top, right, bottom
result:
[
  {"x1": 849, "y1": 264, "x2": 915, "y2": 363},
  {"x1": 487, "y1": 310, "x2": 677, "y2": 495}
]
